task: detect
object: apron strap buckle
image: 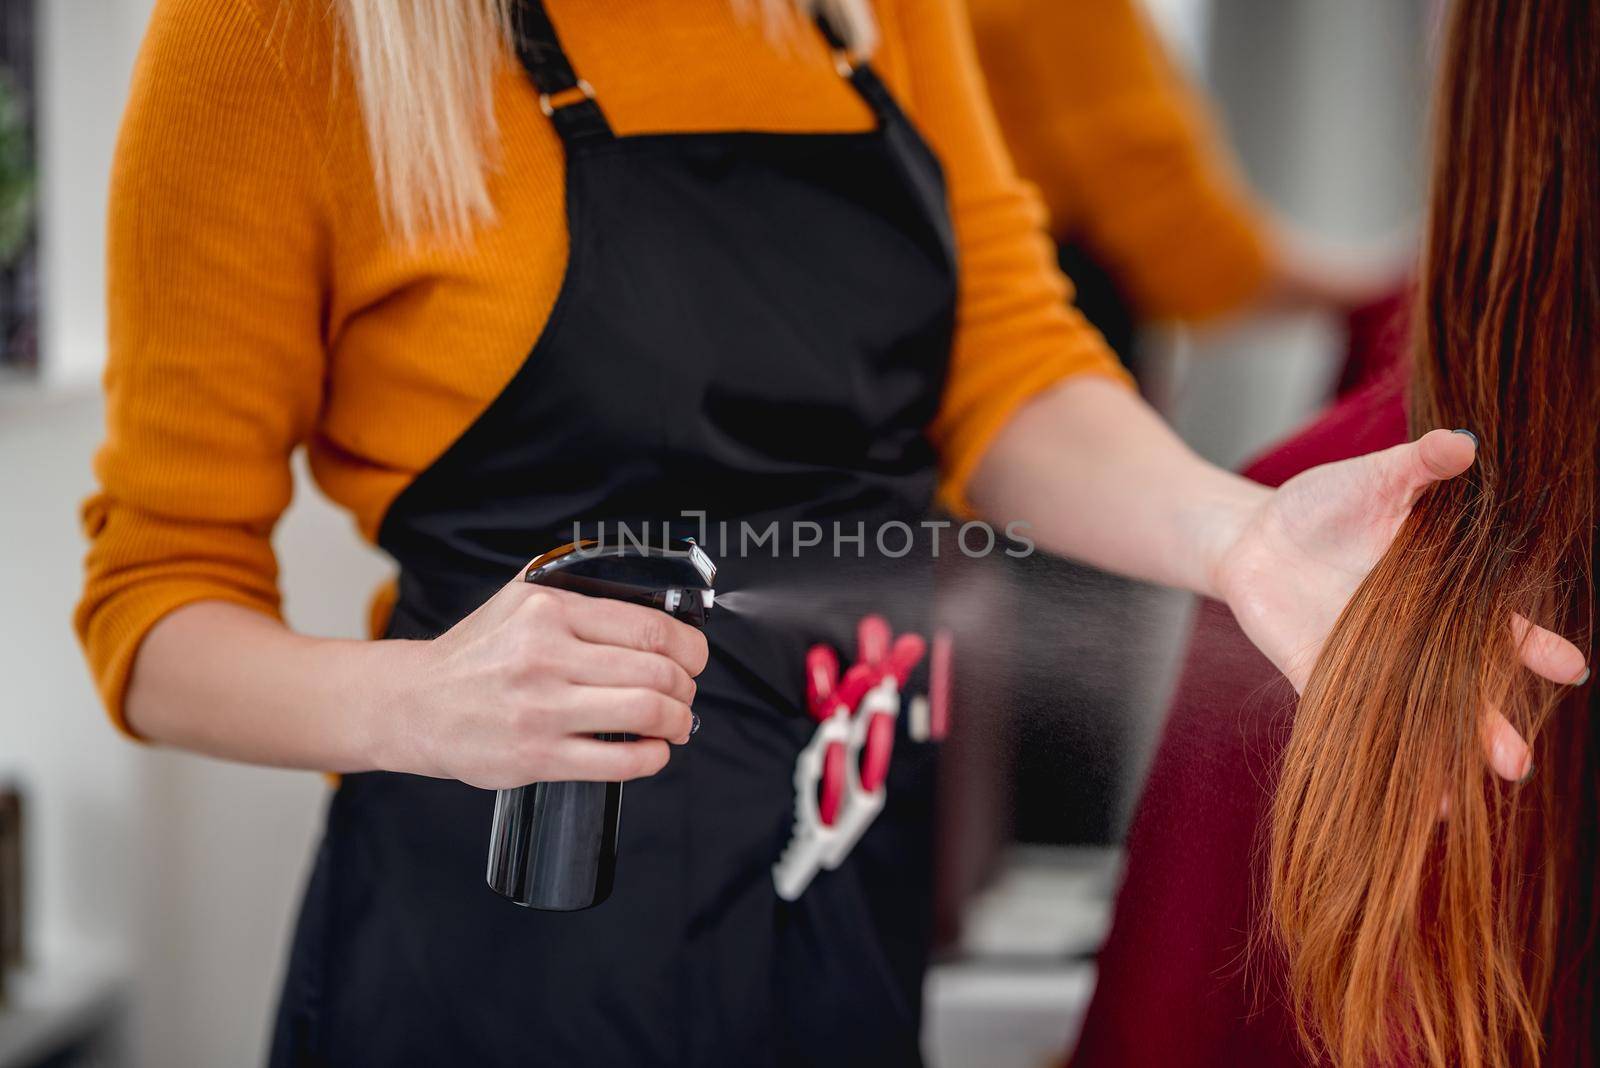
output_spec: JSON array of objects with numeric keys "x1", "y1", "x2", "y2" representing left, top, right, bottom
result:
[
  {"x1": 538, "y1": 78, "x2": 598, "y2": 118},
  {"x1": 514, "y1": 0, "x2": 614, "y2": 144}
]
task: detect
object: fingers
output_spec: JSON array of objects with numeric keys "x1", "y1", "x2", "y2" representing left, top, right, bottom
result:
[
  {"x1": 1450, "y1": 613, "x2": 1584, "y2": 796},
  {"x1": 1377, "y1": 428, "x2": 1478, "y2": 510},
  {"x1": 1512, "y1": 613, "x2": 1589, "y2": 686},
  {"x1": 1476, "y1": 615, "x2": 1585, "y2": 785},
  {"x1": 1438, "y1": 703, "x2": 1536, "y2": 818},
  {"x1": 555, "y1": 736, "x2": 674, "y2": 781},
  {"x1": 1479, "y1": 704, "x2": 1533, "y2": 783},
  {"x1": 543, "y1": 589, "x2": 710, "y2": 676},
  {"x1": 565, "y1": 644, "x2": 697, "y2": 705},
  {"x1": 566, "y1": 687, "x2": 695, "y2": 744}
]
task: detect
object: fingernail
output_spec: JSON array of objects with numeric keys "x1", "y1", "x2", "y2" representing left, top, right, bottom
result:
[
  {"x1": 1452, "y1": 428, "x2": 1478, "y2": 447},
  {"x1": 690, "y1": 713, "x2": 701, "y2": 736},
  {"x1": 1518, "y1": 760, "x2": 1536, "y2": 785}
]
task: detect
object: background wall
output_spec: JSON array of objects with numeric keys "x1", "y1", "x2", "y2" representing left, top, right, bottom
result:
[
  {"x1": 1173, "y1": 0, "x2": 1427, "y2": 468},
  {"x1": 1141, "y1": 0, "x2": 1428, "y2": 778},
  {"x1": 36, "y1": 0, "x2": 152, "y2": 389},
  {"x1": 0, "y1": 396, "x2": 385, "y2": 1066}
]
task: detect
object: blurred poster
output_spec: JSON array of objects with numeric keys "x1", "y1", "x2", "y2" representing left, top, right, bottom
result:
[{"x1": 1, "y1": 0, "x2": 36, "y2": 375}]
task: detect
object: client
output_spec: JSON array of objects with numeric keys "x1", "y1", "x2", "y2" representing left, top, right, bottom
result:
[{"x1": 1074, "y1": 1, "x2": 1600, "y2": 1064}]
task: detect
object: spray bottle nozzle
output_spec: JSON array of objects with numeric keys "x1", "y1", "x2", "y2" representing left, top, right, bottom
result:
[
  {"x1": 656, "y1": 587, "x2": 716, "y2": 628},
  {"x1": 523, "y1": 538, "x2": 718, "y2": 631}
]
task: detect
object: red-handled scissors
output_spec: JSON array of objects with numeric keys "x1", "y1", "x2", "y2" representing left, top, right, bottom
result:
[
  {"x1": 858, "y1": 632, "x2": 925, "y2": 792},
  {"x1": 775, "y1": 644, "x2": 881, "y2": 900}
]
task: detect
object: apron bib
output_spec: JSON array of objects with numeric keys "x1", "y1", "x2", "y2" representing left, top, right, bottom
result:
[{"x1": 271, "y1": 4, "x2": 956, "y2": 1064}]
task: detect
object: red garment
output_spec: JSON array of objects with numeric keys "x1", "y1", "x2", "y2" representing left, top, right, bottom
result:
[
  {"x1": 1070, "y1": 369, "x2": 1407, "y2": 1067},
  {"x1": 1333, "y1": 287, "x2": 1412, "y2": 399}
]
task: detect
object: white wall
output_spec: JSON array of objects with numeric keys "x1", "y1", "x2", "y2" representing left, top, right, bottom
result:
[
  {"x1": 35, "y1": 0, "x2": 154, "y2": 389},
  {"x1": 1140, "y1": 0, "x2": 1209, "y2": 71},
  {"x1": 0, "y1": 393, "x2": 141, "y2": 987},
  {"x1": 1171, "y1": 0, "x2": 1428, "y2": 469},
  {"x1": 0, "y1": 388, "x2": 389, "y2": 1066}
]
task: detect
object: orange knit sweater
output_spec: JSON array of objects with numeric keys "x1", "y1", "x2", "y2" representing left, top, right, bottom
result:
[
  {"x1": 969, "y1": 0, "x2": 1271, "y2": 320},
  {"x1": 77, "y1": 0, "x2": 1147, "y2": 728}
]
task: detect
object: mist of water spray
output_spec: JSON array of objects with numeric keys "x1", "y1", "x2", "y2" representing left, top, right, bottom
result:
[
  {"x1": 713, "y1": 549, "x2": 1298, "y2": 835},
  {"x1": 709, "y1": 547, "x2": 1297, "y2": 842},
  {"x1": 712, "y1": 554, "x2": 1196, "y2": 712}
]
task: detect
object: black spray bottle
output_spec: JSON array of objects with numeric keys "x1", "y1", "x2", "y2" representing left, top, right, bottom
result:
[{"x1": 486, "y1": 537, "x2": 717, "y2": 911}]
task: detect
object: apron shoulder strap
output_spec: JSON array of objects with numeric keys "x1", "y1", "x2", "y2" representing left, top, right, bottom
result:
[
  {"x1": 511, "y1": 0, "x2": 905, "y2": 145},
  {"x1": 512, "y1": 0, "x2": 614, "y2": 145},
  {"x1": 813, "y1": 12, "x2": 908, "y2": 130}
]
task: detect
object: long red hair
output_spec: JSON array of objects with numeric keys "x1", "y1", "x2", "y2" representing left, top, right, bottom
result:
[{"x1": 1267, "y1": 1, "x2": 1600, "y2": 1064}]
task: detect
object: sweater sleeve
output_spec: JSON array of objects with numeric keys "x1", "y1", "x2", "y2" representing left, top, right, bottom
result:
[
  {"x1": 75, "y1": 0, "x2": 329, "y2": 733},
  {"x1": 892, "y1": 0, "x2": 1135, "y2": 514},
  {"x1": 967, "y1": 0, "x2": 1271, "y2": 322}
]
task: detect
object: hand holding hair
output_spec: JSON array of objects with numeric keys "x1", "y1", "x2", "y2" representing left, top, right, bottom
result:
[
  {"x1": 1239, "y1": 418, "x2": 1599, "y2": 1068},
  {"x1": 971, "y1": 381, "x2": 1584, "y2": 785},
  {"x1": 1213, "y1": 426, "x2": 1586, "y2": 783}
]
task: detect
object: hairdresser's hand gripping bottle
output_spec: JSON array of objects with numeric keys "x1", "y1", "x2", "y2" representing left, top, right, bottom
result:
[{"x1": 486, "y1": 537, "x2": 717, "y2": 911}]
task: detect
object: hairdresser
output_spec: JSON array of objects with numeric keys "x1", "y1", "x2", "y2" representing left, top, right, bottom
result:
[{"x1": 74, "y1": 0, "x2": 1584, "y2": 1064}]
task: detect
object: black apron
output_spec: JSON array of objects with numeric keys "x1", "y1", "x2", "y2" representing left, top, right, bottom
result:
[{"x1": 271, "y1": 4, "x2": 956, "y2": 1064}]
